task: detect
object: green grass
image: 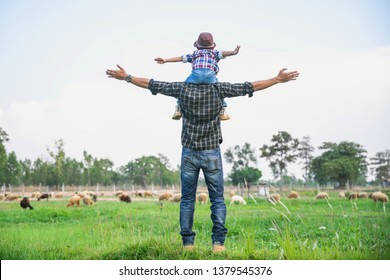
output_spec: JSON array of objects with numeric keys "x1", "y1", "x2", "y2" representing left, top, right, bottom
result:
[{"x1": 0, "y1": 196, "x2": 389, "y2": 260}]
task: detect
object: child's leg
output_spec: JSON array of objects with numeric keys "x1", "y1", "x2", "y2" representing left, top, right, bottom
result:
[
  {"x1": 172, "y1": 98, "x2": 182, "y2": 120},
  {"x1": 220, "y1": 98, "x2": 230, "y2": 121}
]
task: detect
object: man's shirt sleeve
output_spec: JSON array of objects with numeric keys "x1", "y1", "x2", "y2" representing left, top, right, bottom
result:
[
  {"x1": 148, "y1": 79, "x2": 182, "y2": 98},
  {"x1": 217, "y1": 82, "x2": 254, "y2": 98}
]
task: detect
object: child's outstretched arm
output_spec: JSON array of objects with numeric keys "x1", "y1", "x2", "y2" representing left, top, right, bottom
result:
[
  {"x1": 154, "y1": 57, "x2": 182, "y2": 64},
  {"x1": 222, "y1": 45, "x2": 241, "y2": 57}
]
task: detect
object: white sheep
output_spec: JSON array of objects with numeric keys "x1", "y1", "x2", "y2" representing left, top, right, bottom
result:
[
  {"x1": 197, "y1": 193, "x2": 208, "y2": 205},
  {"x1": 230, "y1": 195, "x2": 246, "y2": 205},
  {"x1": 315, "y1": 192, "x2": 329, "y2": 200},
  {"x1": 5, "y1": 193, "x2": 20, "y2": 201},
  {"x1": 54, "y1": 192, "x2": 64, "y2": 199},
  {"x1": 338, "y1": 191, "x2": 346, "y2": 198},
  {"x1": 358, "y1": 192, "x2": 369, "y2": 199},
  {"x1": 370, "y1": 192, "x2": 388, "y2": 203},
  {"x1": 169, "y1": 193, "x2": 182, "y2": 202}
]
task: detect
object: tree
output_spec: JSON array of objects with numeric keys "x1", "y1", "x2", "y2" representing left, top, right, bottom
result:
[
  {"x1": 260, "y1": 131, "x2": 299, "y2": 184},
  {"x1": 224, "y1": 143, "x2": 262, "y2": 185},
  {"x1": 47, "y1": 139, "x2": 66, "y2": 186},
  {"x1": 370, "y1": 150, "x2": 390, "y2": 186},
  {"x1": 0, "y1": 128, "x2": 9, "y2": 186},
  {"x1": 310, "y1": 141, "x2": 367, "y2": 189},
  {"x1": 122, "y1": 155, "x2": 179, "y2": 186},
  {"x1": 6, "y1": 152, "x2": 22, "y2": 186},
  {"x1": 297, "y1": 136, "x2": 315, "y2": 183}
]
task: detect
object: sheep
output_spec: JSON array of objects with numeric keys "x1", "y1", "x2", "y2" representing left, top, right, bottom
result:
[
  {"x1": 119, "y1": 193, "x2": 132, "y2": 203},
  {"x1": 268, "y1": 193, "x2": 280, "y2": 203},
  {"x1": 230, "y1": 195, "x2": 246, "y2": 205},
  {"x1": 31, "y1": 192, "x2": 41, "y2": 199},
  {"x1": 143, "y1": 191, "x2": 153, "y2": 198},
  {"x1": 37, "y1": 193, "x2": 49, "y2": 201},
  {"x1": 169, "y1": 193, "x2": 182, "y2": 202},
  {"x1": 115, "y1": 190, "x2": 124, "y2": 196},
  {"x1": 338, "y1": 191, "x2": 346, "y2": 198},
  {"x1": 0, "y1": 193, "x2": 4, "y2": 200},
  {"x1": 92, "y1": 194, "x2": 97, "y2": 202},
  {"x1": 54, "y1": 192, "x2": 64, "y2": 199},
  {"x1": 358, "y1": 192, "x2": 369, "y2": 199},
  {"x1": 5, "y1": 193, "x2": 19, "y2": 201},
  {"x1": 229, "y1": 190, "x2": 236, "y2": 197},
  {"x1": 20, "y1": 197, "x2": 33, "y2": 210},
  {"x1": 348, "y1": 192, "x2": 359, "y2": 200},
  {"x1": 315, "y1": 192, "x2": 329, "y2": 200},
  {"x1": 75, "y1": 191, "x2": 87, "y2": 198},
  {"x1": 287, "y1": 191, "x2": 300, "y2": 199},
  {"x1": 67, "y1": 195, "x2": 81, "y2": 208},
  {"x1": 370, "y1": 192, "x2": 388, "y2": 203},
  {"x1": 159, "y1": 192, "x2": 173, "y2": 201},
  {"x1": 82, "y1": 195, "x2": 93, "y2": 206},
  {"x1": 197, "y1": 193, "x2": 208, "y2": 205}
]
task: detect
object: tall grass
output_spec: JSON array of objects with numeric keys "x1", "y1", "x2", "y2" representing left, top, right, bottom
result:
[{"x1": 0, "y1": 195, "x2": 389, "y2": 260}]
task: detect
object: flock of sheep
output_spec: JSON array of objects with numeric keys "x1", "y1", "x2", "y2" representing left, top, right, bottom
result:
[{"x1": 0, "y1": 188, "x2": 388, "y2": 211}]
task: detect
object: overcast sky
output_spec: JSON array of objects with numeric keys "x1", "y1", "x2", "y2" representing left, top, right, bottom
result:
[{"x1": 0, "y1": 0, "x2": 389, "y2": 180}]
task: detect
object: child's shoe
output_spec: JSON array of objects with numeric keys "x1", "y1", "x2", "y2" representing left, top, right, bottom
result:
[
  {"x1": 172, "y1": 105, "x2": 182, "y2": 120},
  {"x1": 220, "y1": 108, "x2": 230, "y2": 121}
]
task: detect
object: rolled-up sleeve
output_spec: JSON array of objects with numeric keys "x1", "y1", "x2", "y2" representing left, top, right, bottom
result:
[
  {"x1": 182, "y1": 54, "x2": 192, "y2": 63},
  {"x1": 217, "y1": 82, "x2": 254, "y2": 98},
  {"x1": 148, "y1": 79, "x2": 183, "y2": 98}
]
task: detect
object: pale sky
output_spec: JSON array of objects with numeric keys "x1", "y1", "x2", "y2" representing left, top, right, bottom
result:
[{"x1": 0, "y1": 0, "x2": 389, "y2": 180}]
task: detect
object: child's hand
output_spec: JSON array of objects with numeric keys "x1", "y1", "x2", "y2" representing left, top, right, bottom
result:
[
  {"x1": 154, "y1": 57, "x2": 166, "y2": 64},
  {"x1": 233, "y1": 45, "x2": 241, "y2": 55}
]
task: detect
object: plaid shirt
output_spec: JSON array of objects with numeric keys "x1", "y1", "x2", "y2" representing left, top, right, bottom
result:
[
  {"x1": 182, "y1": 49, "x2": 224, "y2": 74},
  {"x1": 149, "y1": 80, "x2": 254, "y2": 151}
]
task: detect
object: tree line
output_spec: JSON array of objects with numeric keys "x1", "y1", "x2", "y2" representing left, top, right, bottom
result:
[
  {"x1": 0, "y1": 128, "x2": 180, "y2": 188},
  {"x1": 0, "y1": 127, "x2": 389, "y2": 189}
]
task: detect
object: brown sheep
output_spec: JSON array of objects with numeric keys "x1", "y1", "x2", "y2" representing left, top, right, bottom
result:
[
  {"x1": 315, "y1": 192, "x2": 329, "y2": 200},
  {"x1": 268, "y1": 193, "x2": 280, "y2": 203},
  {"x1": 197, "y1": 193, "x2": 208, "y2": 205},
  {"x1": 83, "y1": 195, "x2": 93, "y2": 206},
  {"x1": 287, "y1": 191, "x2": 300, "y2": 199},
  {"x1": 358, "y1": 192, "x2": 369, "y2": 199},
  {"x1": 67, "y1": 195, "x2": 81, "y2": 208},
  {"x1": 159, "y1": 192, "x2": 173, "y2": 201},
  {"x1": 20, "y1": 197, "x2": 33, "y2": 210},
  {"x1": 119, "y1": 193, "x2": 132, "y2": 203},
  {"x1": 348, "y1": 192, "x2": 359, "y2": 200},
  {"x1": 370, "y1": 192, "x2": 389, "y2": 203},
  {"x1": 37, "y1": 193, "x2": 49, "y2": 201}
]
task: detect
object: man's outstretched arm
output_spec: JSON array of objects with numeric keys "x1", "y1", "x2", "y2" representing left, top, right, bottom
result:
[
  {"x1": 106, "y1": 64, "x2": 150, "y2": 89},
  {"x1": 252, "y1": 68, "x2": 299, "y2": 91}
]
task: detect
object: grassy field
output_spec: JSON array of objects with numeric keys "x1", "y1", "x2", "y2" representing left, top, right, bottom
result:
[{"x1": 0, "y1": 192, "x2": 389, "y2": 260}]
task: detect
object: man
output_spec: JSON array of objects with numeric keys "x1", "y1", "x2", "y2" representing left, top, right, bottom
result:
[{"x1": 106, "y1": 64, "x2": 299, "y2": 253}]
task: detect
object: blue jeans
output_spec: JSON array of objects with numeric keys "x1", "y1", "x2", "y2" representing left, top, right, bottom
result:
[
  {"x1": 180, "y1": 147, "x2": 228, "y2": 246},
  {"x1": 181, "y1": 69, "x2": 227, "y2": 107}
]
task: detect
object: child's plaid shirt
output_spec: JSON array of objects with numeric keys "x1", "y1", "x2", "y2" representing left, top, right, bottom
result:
[{"x1": 182, "y1": 49, "x2": 224, "y2": 74}]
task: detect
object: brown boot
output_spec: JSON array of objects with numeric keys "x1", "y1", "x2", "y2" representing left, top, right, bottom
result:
[
  {"x1": 219, "y1": 108, "x2": 230, "y2": 121},
  {"x1": 212, "y1": 244, "x2": 225, "y2": 253},
  {"x1": 183, "y1": 245, "x2": 194, "y2": 251},
  {"x1": 172, "y1": 105, "x2": 182, "y2": 120}
]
